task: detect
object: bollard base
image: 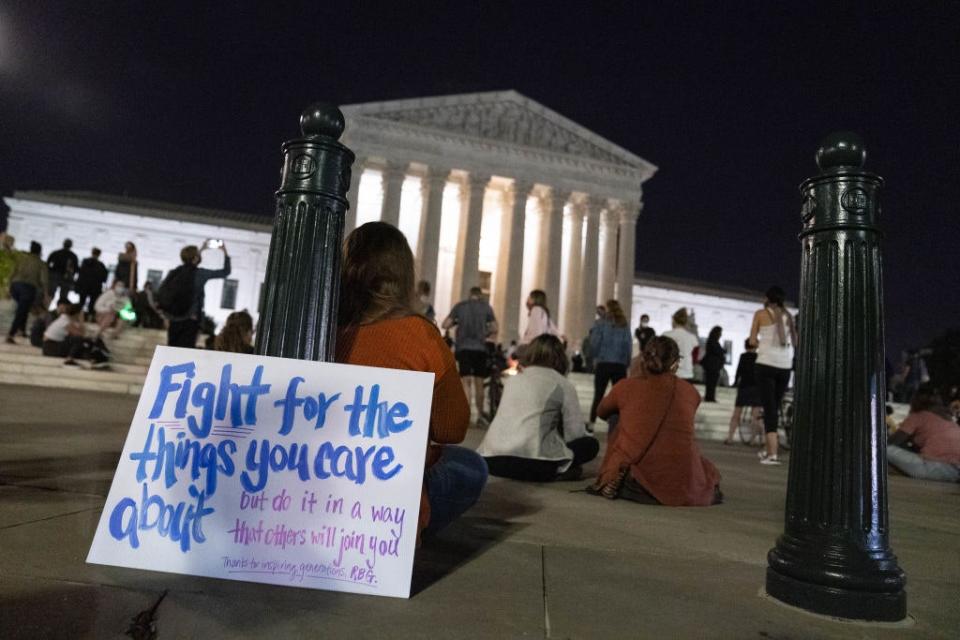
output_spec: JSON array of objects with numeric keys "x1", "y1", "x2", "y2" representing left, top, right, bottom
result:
[{"x1": 766, "y1": 568, "x2": 906, "y2": 622}]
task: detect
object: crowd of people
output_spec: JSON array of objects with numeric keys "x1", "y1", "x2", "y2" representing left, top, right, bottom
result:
[{"x1": 3, "y1": 220, "x2": 956, "y2": 547}]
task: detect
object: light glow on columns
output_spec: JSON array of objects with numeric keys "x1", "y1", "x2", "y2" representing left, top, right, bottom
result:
[
  {"x1": 354, "y1": 169, "x2": 383, "y2": 228},
  {"x1": 397, "y1": 175, "x2": 423, "y2": 256},
  {"x1": 432, "y1": 181, "x2": 463, "y2": 322}
]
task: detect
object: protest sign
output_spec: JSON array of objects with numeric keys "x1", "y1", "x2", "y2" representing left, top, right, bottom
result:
[{"x1": 87, "y1": 346, "x2": 434, "y2": 598}]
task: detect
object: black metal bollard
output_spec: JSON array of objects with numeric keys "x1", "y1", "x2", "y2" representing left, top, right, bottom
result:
[
  {"x1": 255, "y1": 104, "x2": 356, "y2": 361},
  {"x1": 766, "y1": 133, "x2": 906, "y2": 621}
]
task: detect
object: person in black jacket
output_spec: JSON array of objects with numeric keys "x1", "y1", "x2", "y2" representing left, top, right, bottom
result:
[
  {"x1": 700, "y1": 325, "x2": 727, "y2": 402},
  {"x1": 46, "y1": 239, "x2": 78, "y2": 302},
  {"x1": 75, "y1": 247, "x2": 109, "y2": 320}
]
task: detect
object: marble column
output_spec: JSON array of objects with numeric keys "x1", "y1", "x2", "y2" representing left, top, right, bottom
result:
[
  {"x1": 345, "y1": 156, "x2": 365, "y2": 233},
  {"x1": 580, "y1": 196, "x2": 603, "y2": 335},
  {"x1": 493, "y1": 179, "x2": 534, "y2": 342},
  {"x1": 416, "y1": 166, "x2": 449, "y2": 288},
  {"x1": 616, "y1": 203, "x2": 640, "y2": 326},
  {"x1": 452, "y1": 172, "x2": 491, "y2": 301},
  {"x1": 539, "y1": 187, "x2": 569, "y2": 320},
  {"x1": 379, "y1": 160, "x2": 407, "y2": 227},
  {"x1": 561, "y1": 199, "x2": 585, "y2": 343},
  {"x1": 598, "y1": 207, "x2": 618, "y2": 303}
]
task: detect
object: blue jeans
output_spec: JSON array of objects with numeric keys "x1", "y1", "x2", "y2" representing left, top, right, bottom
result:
[
  {"x1": 887, "y1": 446, "x2": 960, "y2": 483},
  {"x1": 8, "y1": 281, "x2": 37, "y2": 337},
  {"x1": 424, "y1": 445, "x2": 488, "y2": 537}
]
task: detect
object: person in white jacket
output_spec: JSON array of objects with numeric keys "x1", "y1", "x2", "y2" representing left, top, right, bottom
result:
[
  {"x1": 93, "y1": 279, "x2": 130, "y2": 338},
  {"x1": 478, "y1": 334, "x2": 599, "y2": 481}
]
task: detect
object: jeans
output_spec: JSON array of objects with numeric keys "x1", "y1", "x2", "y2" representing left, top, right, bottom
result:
[
  {"x1": 423, "y1": 445, "x2": 488, "y2": 537},
  {"x1": 485, "y1": 436, "x2": 600, "y2": 482},
  {"x1": 8, "y1": 281, "x2": 37, "y2": 337},
  {"x1": 887, "y1": 446, "x2": 960, "y2": 483},
  {"x1": 755, "y1": 364, "x2": 791, "y2": 434},
  {"x1": 591, "y1": 362, "x2": 627, "y2": 422}
]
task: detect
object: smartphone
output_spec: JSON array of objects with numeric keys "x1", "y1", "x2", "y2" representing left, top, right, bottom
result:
[{"x1": 204, "y1": 238, "x2": 224, "y2": 250}]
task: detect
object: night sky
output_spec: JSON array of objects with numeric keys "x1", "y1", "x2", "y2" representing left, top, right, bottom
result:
[{"x1": 1, "y1": 2, "x2": 957, "y2": 358}]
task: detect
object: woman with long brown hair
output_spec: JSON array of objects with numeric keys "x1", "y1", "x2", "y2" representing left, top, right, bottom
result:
[
  {"x1": 335, "y1": 222, "x2": 487, "y2": 540},
  {"x1": 214, "y1": 310, "x2": 254, "y2": 354},
  {"x1": 587, "y1": 299, "x2": 632, "y2": 427},
  {"x1": 591, "y1": 336, "x2": 722, "y2": 506}
]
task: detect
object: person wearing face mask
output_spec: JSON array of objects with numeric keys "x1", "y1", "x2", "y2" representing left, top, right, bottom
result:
[
  {"x1": 634, "y1": 313, "x2": 656, "y2": 352},
  {"x1": 93, "y1": 279, "x2": 131, "y2": 338}
]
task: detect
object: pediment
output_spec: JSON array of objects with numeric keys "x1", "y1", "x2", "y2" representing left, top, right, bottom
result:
[{"x1": 344, "y1": 91, "x2": 649, "y2": 170}]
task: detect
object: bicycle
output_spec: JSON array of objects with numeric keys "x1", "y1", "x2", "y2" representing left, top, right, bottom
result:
[{"x1": 737, "y1": 392, "x2": 793, "y2": 450}]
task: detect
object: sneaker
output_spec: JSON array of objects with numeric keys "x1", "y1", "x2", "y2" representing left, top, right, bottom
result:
[
  {"x1": 757, "y1": 450, "x2": 769, "y2": 461},
  {"x1": 585, "y1": 422, "x2": 595, "y2": 434},
  {"x1": 4, "y1": 336, "x2": 15, "y2": 345},
  {"x1": 760, "y1": 456, "x2": 782, "y2": 465},
  {"x1": 63, "y1": 359, "x2": 80, "y2": 367}
]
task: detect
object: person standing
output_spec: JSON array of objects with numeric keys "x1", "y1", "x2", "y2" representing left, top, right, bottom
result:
[
  {"x1": 724, "y1": 339, "x2": 762, "y2": 444},
  {"x1": 635, "y1": 313, "x2": 656, "y2": 352},
  {"x1": 115, "y1": 241, "x2": 139, "y2": 291},
  {"x1": 442, "y1": 286, "x2": 498, "y2": 423},
  {"x1": 160, "y1": 243, "x2": 231, "y2": 349},
  {"x1": 75, "y1": 247, "x2": 109, "y2": 320},
  {"x1": 0, "y1": 234, "x2": 17, "y2": 301},
  {"x1": 46, "y1": 239, "x2": 78, "y2": 302},
  {"x1": 588, "y1": 299, "x2": 632, "y2": 425},
  {"x1": 417, "y1": 280, "x2": 436, "y2": 324},
  {"x1": 519, "y1": 289, "x2": 561, "y2": 346},
  {"x1": 6, "y1": 242, "x2": 48, "y2": 344},
  {"x1": 700, "y1": 325, "x2": 726, "y2": 402},
  {"x1": 749, "y1": 285, "x2": 798, "y2": 465},
  {"x1": 662, "y1": 308, "x2": 699, "y2": 382}
]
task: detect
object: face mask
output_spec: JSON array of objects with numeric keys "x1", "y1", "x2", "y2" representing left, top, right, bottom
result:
[
  {"x1": 116, "y1": 285, "x2": 127, "y2": 296},
  {"x1": 641, "y1": 321, "x2": 648, "y2": 327}
]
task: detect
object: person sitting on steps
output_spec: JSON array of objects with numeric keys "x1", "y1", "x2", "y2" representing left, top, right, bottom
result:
[{"x1": 478, "y1": 333, "x2": 599, "y2": 482}]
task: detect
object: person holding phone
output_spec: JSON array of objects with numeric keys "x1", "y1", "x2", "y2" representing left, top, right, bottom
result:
[{"x1": 160, "y1": 241, "x2": 230, "y2": 348}]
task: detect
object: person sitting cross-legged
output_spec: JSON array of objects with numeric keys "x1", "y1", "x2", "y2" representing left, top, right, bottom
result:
[
  {"x1": 334, "y1": 222, "x2": 487, "y2": 543},
  {"x1": 887, "y1": 386, "x2": 960, "y2": 483},
  {"x1": 589, "y1": 336, "x2": 723, "y2": 506},
  {"x1": 478, "y1": 334, "x2": 599, "y2": 482}
]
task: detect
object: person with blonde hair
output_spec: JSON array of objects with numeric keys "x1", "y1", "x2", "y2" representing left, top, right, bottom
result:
[
  {"x1": 478, "y1": 334, "x2": 599, "y2": 481},
  {"x1": 590, "y1": 336, "x2": 722, "y2": 506},
  {"x1": 335, "y1": 222, "x2": 487, "y2": 541},
  {"x1": 662, "y1": 307, "x2": 698, "y2": 382},
  {"x1": 588, "y1": 299, "x2": 632, "y2": 426}
]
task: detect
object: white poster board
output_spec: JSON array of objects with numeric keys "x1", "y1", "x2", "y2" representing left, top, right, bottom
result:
[{"x1": 88, "y1": 346, "x2": 433, "y2": 598}]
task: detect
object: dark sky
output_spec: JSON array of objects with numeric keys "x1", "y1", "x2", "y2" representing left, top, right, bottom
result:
[{"x1": 1, "y1": 2, "x2": 957, "y2": 357}]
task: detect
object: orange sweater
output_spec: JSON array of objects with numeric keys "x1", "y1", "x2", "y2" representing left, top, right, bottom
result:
[{"x1": 335, "y1": 315, "x2": 470, "y2": 535}]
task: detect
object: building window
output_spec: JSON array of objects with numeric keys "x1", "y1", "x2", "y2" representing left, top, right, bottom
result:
[
  {"x1": 146, "y1": 269, "x2": 163, "y2": 291},
  {"x1": 221, "y1": 279, "x2": 238, "y2": 310}
]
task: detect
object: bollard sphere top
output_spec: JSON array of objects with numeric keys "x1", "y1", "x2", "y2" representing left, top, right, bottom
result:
[
  {"x1": 816, "y1": 131, "x2": 866, "y2": 170},
  {"x1": 300, "y1": 103, "x2": 345, "y2": 140}
]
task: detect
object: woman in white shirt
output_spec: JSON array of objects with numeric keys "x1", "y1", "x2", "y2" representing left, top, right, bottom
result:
[
  {"x1": 662, "y1": 308, "x2": 699, "y2": 382},
  {"x1": 519, "y1": 289, "x2": 561, "y2": 345},
  {"x1": 478, "y1": 334, "x2": 599, "y2": 481},
  {"x1": 749, "y1": 286, "x2": 798, "y2": 465}
]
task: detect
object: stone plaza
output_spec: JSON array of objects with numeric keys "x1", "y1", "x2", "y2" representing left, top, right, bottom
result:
[{"x1": 0, "y1": 384, "x2": 956, "y2": 639}]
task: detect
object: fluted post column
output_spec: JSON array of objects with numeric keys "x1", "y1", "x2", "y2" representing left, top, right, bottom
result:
[
  {"x1": 256, "y1": 103, "x2": 353, "y2": 362},
  {"x1": 493, "y1": 179, "x2": 534, "y2": 342},
  {"x1": 599, "y1": 207, "x2": 618, "y2": 302},
  {"x1": 344, "y1": 156, "x2": 364, "y2": 233},
  {"x1": 561, "y1": 200, "x2": 585, "y2": 343},
  {"x1": 539, "y1": 187, "x2": 569, "y2": 318},
  {"x1": 765, "y1": 133, "x2": 906, "y2": 622},
  {"x1": 580, "y1": 196, "x2": 603, "y2": 334},
  {"x1": 379, "y1": 161, "x2": 407, "y2": 227},
  {"x1": 452, "y1": 172, "x2": 491, "y2": 301},
  {"x1": 416, "y1": 166, "x2": 449, "y2": 288},
  {"x1": 615, "y1": 203, "x2": 639, "y2": 326}
]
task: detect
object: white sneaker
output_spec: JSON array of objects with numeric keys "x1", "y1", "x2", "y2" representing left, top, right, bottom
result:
[
  {"x1": 760, "y1": 456, "x2": 782, "y2": 465},
  {"x1": 757, "y1": 450, "x2": 769, "y2": 461}
]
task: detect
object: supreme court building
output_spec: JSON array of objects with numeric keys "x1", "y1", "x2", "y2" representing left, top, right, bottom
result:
[{"x1": 5, "y1": 91, "x2": 779, "y2": 376}]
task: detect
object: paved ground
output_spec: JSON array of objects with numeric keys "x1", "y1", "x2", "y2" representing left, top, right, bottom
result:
[{"x1": 0, "y1": 384, "x2": 957, "y2": 639}]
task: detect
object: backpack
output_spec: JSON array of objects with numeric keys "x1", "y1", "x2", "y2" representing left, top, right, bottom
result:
[{"x1": 156, "y1": 265, "x2": 195, "y2": 316}]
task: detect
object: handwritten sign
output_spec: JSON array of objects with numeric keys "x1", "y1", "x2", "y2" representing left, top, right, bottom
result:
[{"x1": 87, "y1": 346, "x2": 434, "y2": 598}]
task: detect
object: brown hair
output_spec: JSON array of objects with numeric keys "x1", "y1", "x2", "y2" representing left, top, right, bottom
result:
[
  {"x1": 529, "y1": 289, "x2": 550, "y2": 316},
  {"x1": 642, "y1": 336, "x2": 680, "y2": 375},
  {"x1": 520, "y1": 334, "x2": 568, "y2": 375},
  {"x1": 605, "y1": 299, "x2": 627, "y2": 327},
  {"x1": 338, "y1": 222, "x2": 417, "y2": 327},
  {"x1": 909, "y1": 385, "x2": 952, "y2": 420},
  {"x1": 215, "y1": 310, "x2": 254, "y2": 353},
  {"x1": 671, "y1": 307, "x2": 688, "y2": 327},
  {"x1": 180, "y1": 245, "x2": 200, "y2": 264}
]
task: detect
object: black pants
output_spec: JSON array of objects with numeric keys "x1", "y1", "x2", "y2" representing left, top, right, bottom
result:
[
  {"x1": 42, "y1": 336, "x2": 89, "y2": 359},
  {"x1": 76, "y1": 288, "x2": 100, "y2": 317},
  {"x1": 167, "y1": 319, "x2": 199, "y2": 348},
  {"x1": 485, "y1": 436, "x2": 600, "y2": 482},
  {"x1": 591, "y1": 362, "x2": 627, "y2": 422},
  {"x1": 755, "y1": 364, "x2": 791, "y2": 434},
  {"x1": 703, "y1": 366, "x2": 721, "y2": 401},
  {"x1": 8, "y1": 282, "x2": 37, "y2": 337},
  {"x1": 48, "y1": 273, "x2": 72, "y2": 302}
]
